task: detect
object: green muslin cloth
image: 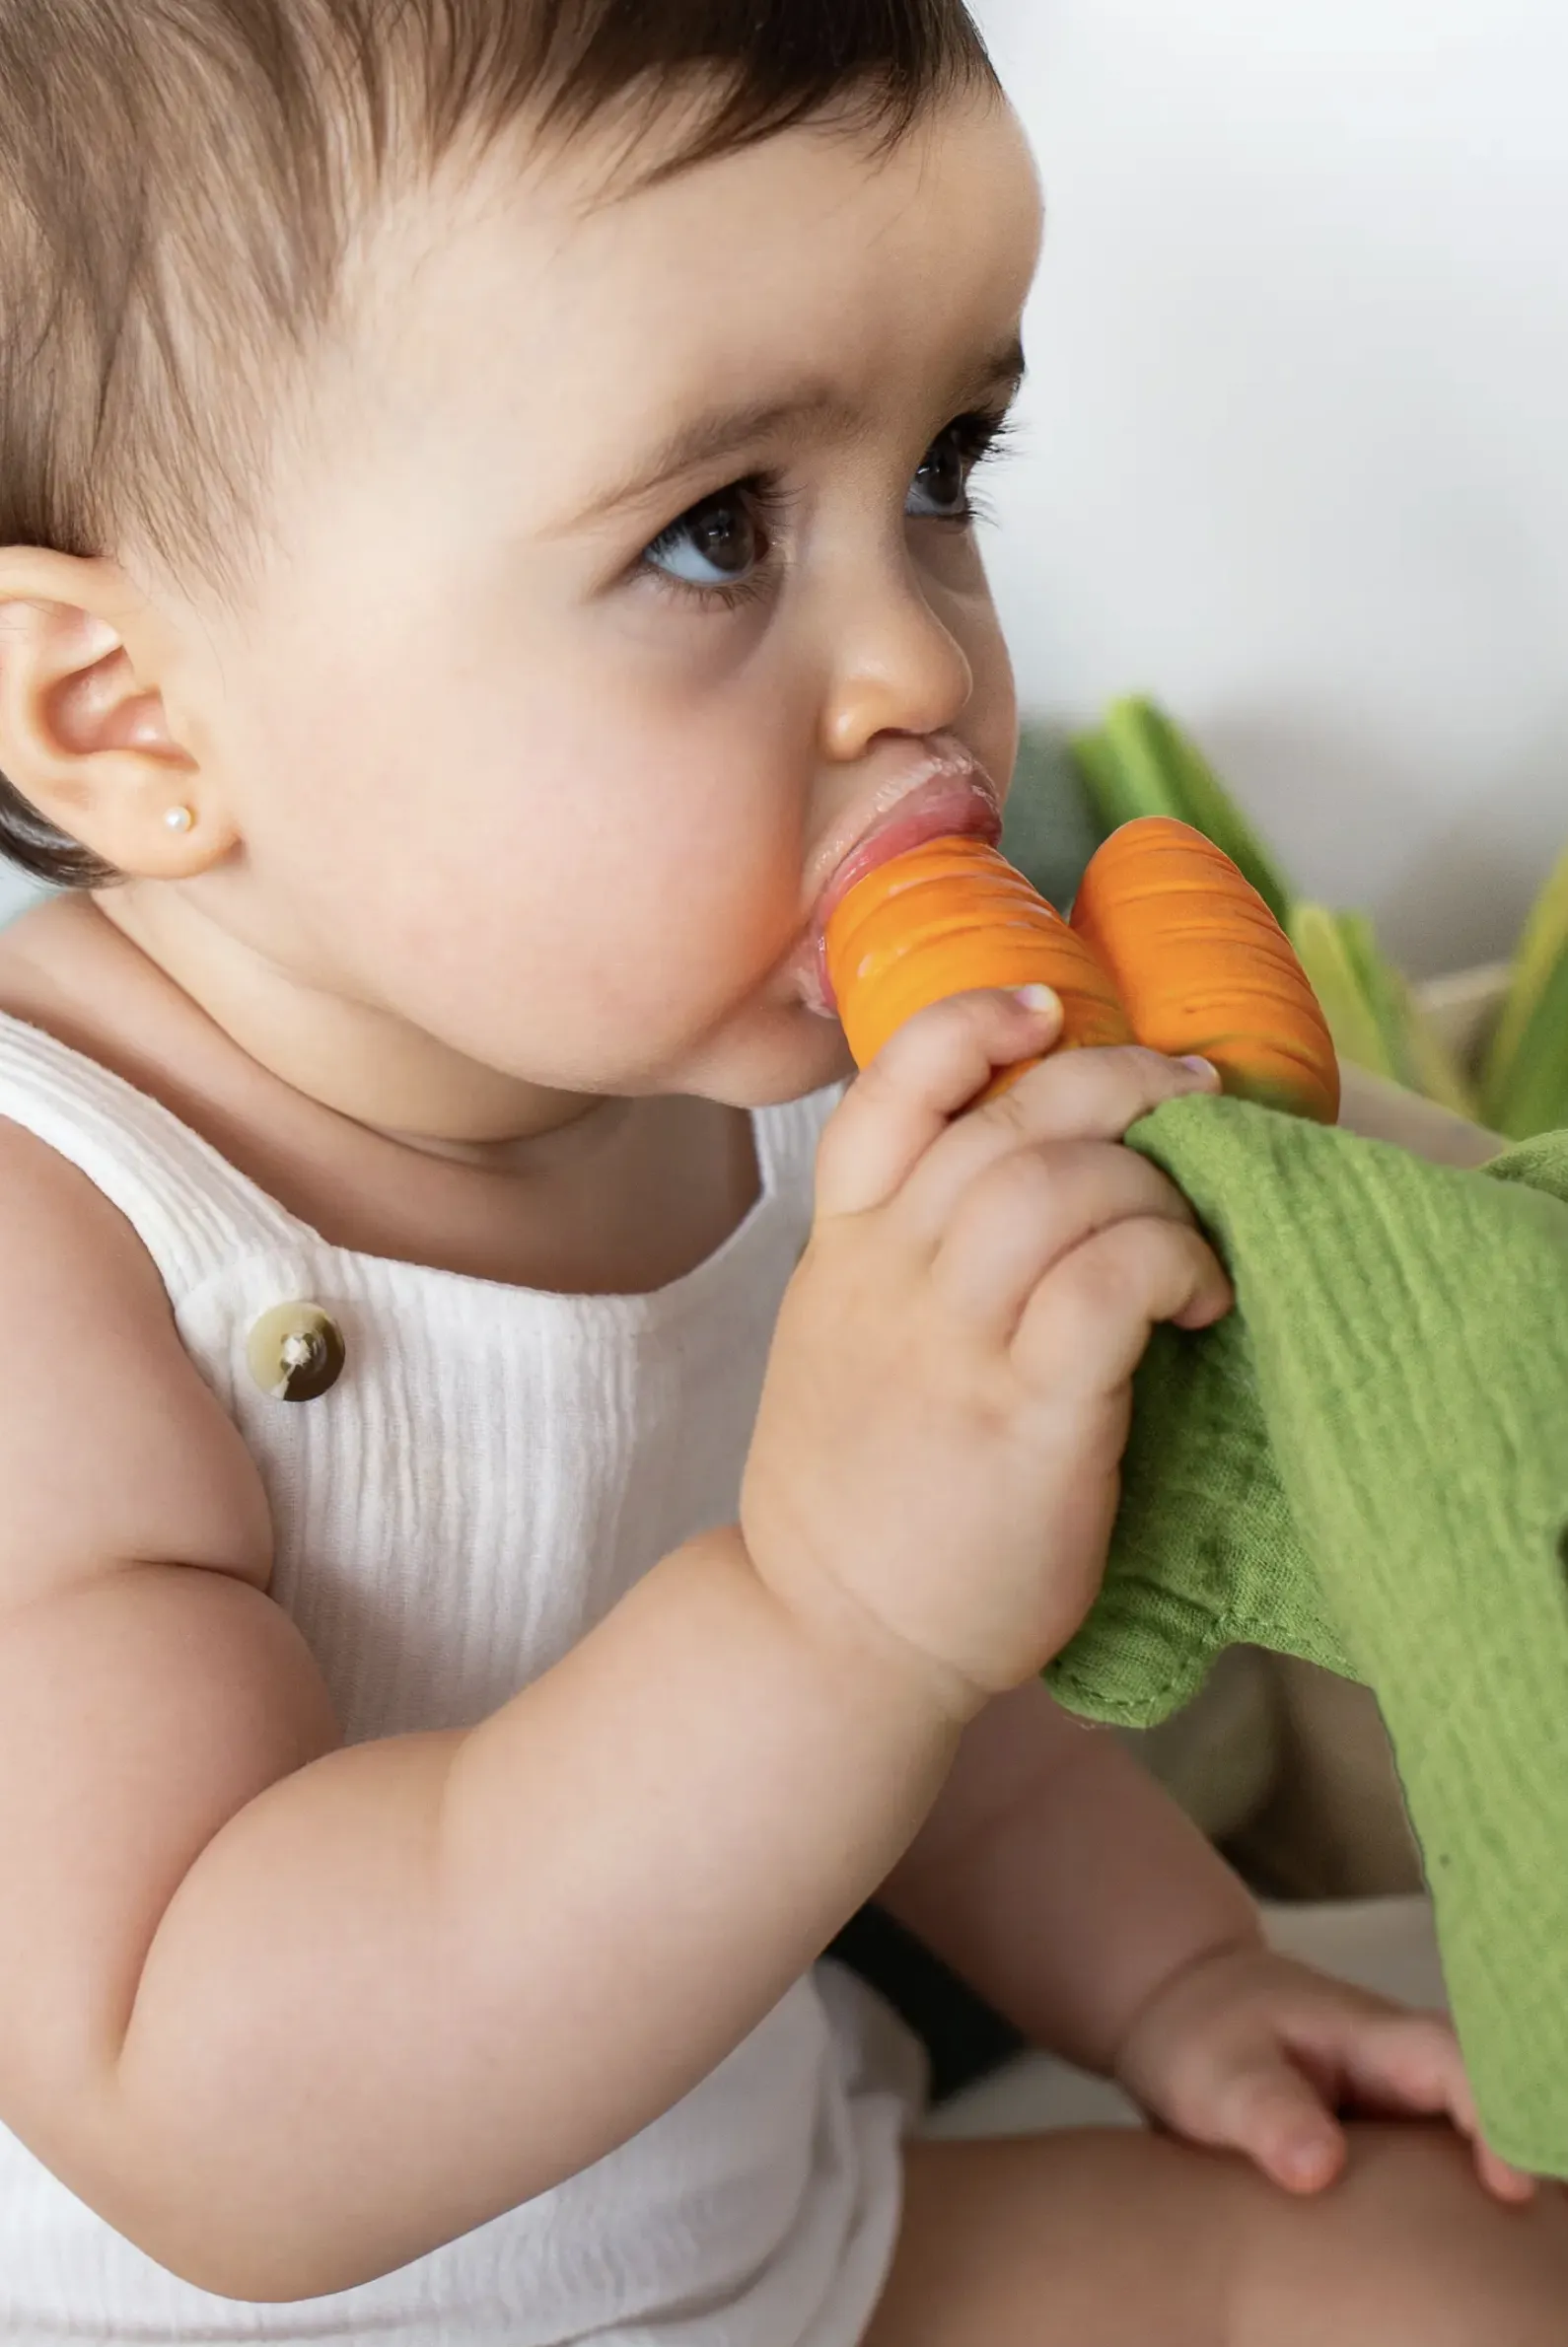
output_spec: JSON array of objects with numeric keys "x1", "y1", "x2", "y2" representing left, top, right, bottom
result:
[{"x1": 1043, "y1": 1097, "x2": 1568, "y2": 2176}]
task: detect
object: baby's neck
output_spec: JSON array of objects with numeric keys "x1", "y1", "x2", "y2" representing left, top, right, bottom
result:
[
  {"x1": 96, "y1": 883, "x2": 595, "y2": 1154},
  {"x1": 0, "y1": 894, "x2": 760, "y2": 1295}
]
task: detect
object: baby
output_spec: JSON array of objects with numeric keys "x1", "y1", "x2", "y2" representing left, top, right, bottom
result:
[{"x1": 0, "y1": 2, "x2": 1563, "y2": 2340}]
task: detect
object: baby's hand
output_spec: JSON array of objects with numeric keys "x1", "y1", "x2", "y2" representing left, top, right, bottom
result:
[
  {"x1": 1113, "y1": 1941, "x2": 1535, "y2": 2205},
  {"x1": 741, "y1": 987, "x2": 1231, "y2": 1720}
]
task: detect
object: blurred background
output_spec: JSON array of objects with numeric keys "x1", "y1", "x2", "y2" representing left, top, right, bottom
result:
[{"x1": 972, "y1": 0, "x2": 1568, "y2": 980}]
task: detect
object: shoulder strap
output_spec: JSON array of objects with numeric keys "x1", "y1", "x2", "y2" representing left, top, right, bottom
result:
[{"x1": 0, "y1": 1011, "x2": 307, "y2": 1300}]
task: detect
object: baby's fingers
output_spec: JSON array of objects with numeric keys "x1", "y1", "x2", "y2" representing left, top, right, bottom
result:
[
  {"x1": 931, "y1": 1142, "x2": 1201, "y2": 1343},
  {"x1": 1163, "y1": 2053, "x2": 1347, "y2": 2195},
  {"x1": 1011, "y1": 1214, "x2": 1233, "y2": 1398},
  {"x1": 1446, "y1": 2061, "x2": 1536, "y2": 2201},
  {"x1": 1297, "y1": 2008, "x2": 1537, "y2": 2206},
  {"x1": 1358, "y1": 2025, "x2": 1537, "y2": 2205},
  {"x1": 898, "y1": 1041, "x2": 1221, "y2": 1245},
  {"x1": 816, "y1": 988, "x2": 1063, "y2": 1221},
  {"x1": 1237, "y1": 2067, "x2": 1347, "y2": 2194},
  {"x1": 1471, "y1": 2137, "x2": 1538, "y2": 2204}
]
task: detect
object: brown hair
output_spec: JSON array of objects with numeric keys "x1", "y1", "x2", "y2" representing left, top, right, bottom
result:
[{"x1": 0, "y1": 0, "x2": 997, "y2": 888}]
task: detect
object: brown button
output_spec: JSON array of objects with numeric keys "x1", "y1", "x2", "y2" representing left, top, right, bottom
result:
[{"x1": 246, "y1": 1302, "x2": 346, "y2": 1402}]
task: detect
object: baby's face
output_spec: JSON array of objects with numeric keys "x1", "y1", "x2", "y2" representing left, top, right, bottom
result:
[{"x1": 193, "y1": 87, "x2": 1042, "y2": 1106}]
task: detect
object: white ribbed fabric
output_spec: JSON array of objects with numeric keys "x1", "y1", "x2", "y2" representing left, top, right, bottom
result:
[{"x1": 0, "y1": 1013, "x2": 923, "y2": 2346}]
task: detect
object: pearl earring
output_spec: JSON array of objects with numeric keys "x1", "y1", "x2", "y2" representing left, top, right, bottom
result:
[{"x1": 164, "y1": 805, "x2": 195, "y2": 834}]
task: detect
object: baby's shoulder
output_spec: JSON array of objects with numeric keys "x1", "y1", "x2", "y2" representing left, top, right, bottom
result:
[
  {"x1": 0, "y1": 1109, "x2": 273, "y2": 1605},
  {"x1": 0, "y1": 1102, "x2": 163, "y2": 1300}
]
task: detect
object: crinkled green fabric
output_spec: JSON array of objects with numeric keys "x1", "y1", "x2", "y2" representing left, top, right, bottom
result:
[{"x1": 1044, "y1": 1099, "x2": 1568, "y2": 2175}]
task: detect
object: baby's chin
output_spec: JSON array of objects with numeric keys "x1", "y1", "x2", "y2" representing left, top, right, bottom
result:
[{"x1": 651, "y1": 996, "x2": 854, "y2": 1110}]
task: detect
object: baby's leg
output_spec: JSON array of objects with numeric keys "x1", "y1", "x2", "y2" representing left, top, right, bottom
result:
[{"x1": 865, "y1": 2125, "x2": 1568, "y2": 2347}]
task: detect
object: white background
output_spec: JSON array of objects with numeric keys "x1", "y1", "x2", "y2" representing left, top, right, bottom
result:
[
  {"x1": 4, "y1": 2, "x2": 1565, "y2": 970},
  {"x1": 974, "y1": 0, "x2": 1568, "y2": 974},
  {"x1": 0, "y1": 868, "x2": 40, "y2": 924}
]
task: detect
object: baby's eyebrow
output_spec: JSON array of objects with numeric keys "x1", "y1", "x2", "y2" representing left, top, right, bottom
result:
[{"x1": 558, "y1": 334, "x2": 1027, "y2": 531}]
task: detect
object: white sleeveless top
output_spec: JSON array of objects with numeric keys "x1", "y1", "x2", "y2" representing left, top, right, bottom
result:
[{"x1": 0, "y1": 1011, "x2": 923, "y2": 2346}]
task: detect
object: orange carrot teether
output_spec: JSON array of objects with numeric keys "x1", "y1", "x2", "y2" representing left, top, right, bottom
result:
[
  {"x1": 823, "y1": 835, "x2": 1133, "y2": 1089},
  {"x1": 1070, "y1": 818, "x2": 1339, "y2": 1124},
  {"x1": 823, "y1": 818, "x2": 1339, "y2": 1123}
]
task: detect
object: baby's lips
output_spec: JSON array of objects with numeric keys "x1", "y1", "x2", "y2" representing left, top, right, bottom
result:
[
  {"x1": 811, "y1": 771, "x2": 1003, "y2": 938},
  {"x1": 812, "y1": 929, "x2": 840, "y2": 1019}
]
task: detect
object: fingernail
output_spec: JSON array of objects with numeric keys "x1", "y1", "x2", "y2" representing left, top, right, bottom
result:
[
  {"x1": 1015, "y1": 985, "x2": 1061, "y2": 1016},
  {"x1": 1178, "y1": 1055, "x2": 1220, "y2": 1083},
  {"x1": 1283, "y1": 2136, "x2": 1334, "y2": 2185}
]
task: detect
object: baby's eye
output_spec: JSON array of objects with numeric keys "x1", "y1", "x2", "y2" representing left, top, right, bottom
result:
[
  {"x1": 906, "y1": 412, "x2": 1010, "y2": 524},
  {"x1": 642, "y1": 486, "x2": 771, "y2": 593}
]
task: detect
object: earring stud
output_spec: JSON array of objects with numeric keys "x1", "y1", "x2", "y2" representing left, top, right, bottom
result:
[{"x1": 164, "y1": 805, "x2": 195, "y2": 833}]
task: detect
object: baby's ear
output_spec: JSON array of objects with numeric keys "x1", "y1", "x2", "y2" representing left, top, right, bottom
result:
[{"x1": 0, "y1": 547, "x2": 230, "y2": 879}]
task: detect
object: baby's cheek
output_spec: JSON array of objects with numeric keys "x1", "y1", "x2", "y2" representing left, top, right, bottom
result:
[{"x1": 965, "y1": 631, "x2": 1020, "y2": 799}]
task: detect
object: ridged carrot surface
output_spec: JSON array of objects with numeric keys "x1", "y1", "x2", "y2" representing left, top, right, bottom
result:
[
  {"x1": 824, "y1": 836, "x2": 1132, "y2": 1092},
  {"x1": 1070, "y1": 817, "x2": 1340, "y2": 1124}
]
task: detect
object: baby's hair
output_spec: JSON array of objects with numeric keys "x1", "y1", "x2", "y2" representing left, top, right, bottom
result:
[{"x1": 0, "y1": 0, "x2": 997, "y2": 889}]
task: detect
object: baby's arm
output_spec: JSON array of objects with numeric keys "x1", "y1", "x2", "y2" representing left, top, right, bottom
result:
[
  {"x1": 881, "y1": 1678, "x2": 1258, "y2": 2076},
  {"x1": 0, "y1": 1117, "x2": 953, "y2": 2303},
  {"x1": 883, "y1": 1650, "x2": 1524, "y2": 2201}
]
